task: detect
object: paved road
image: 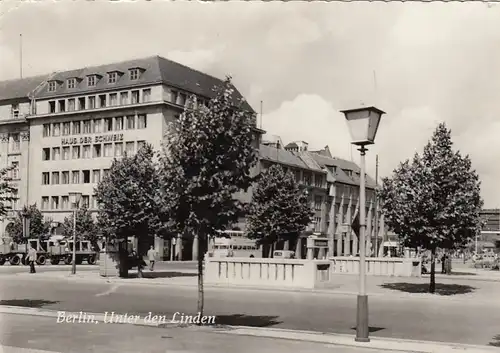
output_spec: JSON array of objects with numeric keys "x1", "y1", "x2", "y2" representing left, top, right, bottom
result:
[
  {"x1": 0, "y1": 261, "x2": 196, "y2": 274},
  {"x1": 1, "y1": 276, "x2": 499, "y2": 347},
  {"x1": 0, "y1": 313, "x2": 390, "y2": 353}
]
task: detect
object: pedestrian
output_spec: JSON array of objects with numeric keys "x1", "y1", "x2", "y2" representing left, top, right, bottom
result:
[
  {"x1": 147, "y1": 245, "x2": 156, "y2": 271},
  {"x1": 27, "y1": 245, "x2": 37, "y2": 274}
]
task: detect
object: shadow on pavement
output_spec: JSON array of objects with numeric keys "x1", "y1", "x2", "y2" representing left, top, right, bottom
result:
[
  {"x1": 213, "y1": 314, "x2": 282, "y2": 327},
  {"x1": 350, "y1": 326, "x2": 385, "y2": 333},
  {"x1": 489, "y1": 334, "x2": 500, "y2": 347},
  {"x1": 449, "y1": 271, "x2": 477, "y2": 276},
  {"x1": 380, "y1": 282, "x2": 476, "y2": 296},
  {"x1": 128, "y1": 271, "x2": 197, "y2": 279},
  {"x1": 0, "y1": 299, "x2": 59, "y2": 308}
]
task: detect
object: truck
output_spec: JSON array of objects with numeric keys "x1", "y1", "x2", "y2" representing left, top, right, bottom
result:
[{"x1": 0, "y1": 237, "x2": 98, "y2": 266}]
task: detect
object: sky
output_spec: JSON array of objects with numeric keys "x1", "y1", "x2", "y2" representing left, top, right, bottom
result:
[{"x1": 1, "y1": 1, "x2": 500, "y2": 207}]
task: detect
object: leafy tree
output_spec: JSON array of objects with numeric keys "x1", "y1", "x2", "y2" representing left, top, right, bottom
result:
[
  {"x1": 94, "y1": 144, "x2": 162, "y2": 277},
  {"x1": 246, "y1": 164, "x2": 313, "y2": 257},
  {"x1": 6, "y1": 204, "x2": 51, "y2": 243},
  {"x1": 60, "y1": 205, "x2": 98, "y2": 248},
  {"x1": 0, "y1": 166, "x2": 16, "y2": 219},
  {"x1": 159, "y1": 77, "x2": 258, "y2": 317},
  {"x1": 379, "y1": 123, "x2": 483, "y2": 293}
]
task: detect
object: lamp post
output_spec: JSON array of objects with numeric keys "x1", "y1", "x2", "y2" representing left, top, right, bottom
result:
[
  {"x1": 341, "y1": 106, "x2": 385, "y2": 343},
  {"x1": 20, "y1": 206, "x2": 31, "y2": 244},
  {"x1": 68, "y1": 192, "x2": 82, "y2": 275}
]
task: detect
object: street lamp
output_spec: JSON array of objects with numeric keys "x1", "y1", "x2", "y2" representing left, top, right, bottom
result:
[
  {"x1": 68, "y1": 192, "x2": 82, "y2": 275},
  {"x1": 341, "y1": 106, "x2": 385, "y2": 343},
  {"x1": 20, "y1": 206, "x2": 31, "y2": 245}
]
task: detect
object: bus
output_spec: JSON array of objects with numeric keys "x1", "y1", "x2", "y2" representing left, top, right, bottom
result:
[{"x1": 210, "y1": 230, "x2": 261, "y2": 258}]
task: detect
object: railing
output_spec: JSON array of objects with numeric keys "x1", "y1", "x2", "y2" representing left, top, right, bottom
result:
[{"x1": 330, "y1": 256, "x2": 421, "y2": 277}]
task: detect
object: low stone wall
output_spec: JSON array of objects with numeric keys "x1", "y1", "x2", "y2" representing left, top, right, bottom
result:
[
  {"x1": 204, "y1": 257, "x2": 332, "y2": 289},
  {"x1": 99, "y1": 250, "x2": 119, "y2": 277},
  {"x1": 330, "y1": 257, "x2": 422, "y2": 277}
]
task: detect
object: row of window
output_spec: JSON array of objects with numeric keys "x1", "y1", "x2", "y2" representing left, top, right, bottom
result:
[
  {"x1": 42, "y1": 140, "x2": 146, "y2": 161},
  {"x1": 48, "y1": 68, "x2": 144, "y2": 92},
  {"x1": 43, "y1": 115, "x2": 147, "y2": 138},
  {"x1": 42, "y1": 168, "x2": 109, "y2": 186},
  {"x1": 48, "y1": 89, "x2": 151, "y2": 114},
  {"x1": 41, "y1": 195, "x2": 96, "y2": 210},
  {"x1": 261, "y1": 162, "x2": 326, "y2": 188}
]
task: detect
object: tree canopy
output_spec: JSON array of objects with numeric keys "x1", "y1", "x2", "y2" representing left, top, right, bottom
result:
[
  {"x1": 246, "y1": 164, "x2": 313, "y2": 247},
  {"x1": 94, "y1": 143, "x2": 162, "y2": 255},
  {"x1": 61, "y1": 204, "x2": 98, "y2": 246},
  {"x1": 6, "y1": 204, "x2": 51, "y2": 243}
]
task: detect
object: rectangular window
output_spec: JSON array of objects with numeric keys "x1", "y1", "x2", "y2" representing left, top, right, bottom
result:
[
  {"x1": 103, "y1": 169, "x2": 110, "y2": 178},
  {"x1": 62, "y1": 122, "x2": 71, "y2": 136},
  {"x1": 91, "y1": 195, "x2": 98, "y2": 209},
  {"x1": 88, "y1": 96, "x2": 96, "y2": 109},
  {"x1": 303, "y1": 173, "x2": 312, "y2": 186},
  {"x1": 137, "y1": 140, "x2": 146, "y2": 151},
  {"x1": 178, "y1": 93, "x2": 186, "y2": 106},
  {"x1": 93, "y1": 144, "x2": 102, "y2": 158},
  {"x1": 92, "y1": 169, "x2": 101, "y2": 183},
  {"x1": 43, "y1": 124, "x2": 51, "y2": 137},
  {"x1": 315, "y1": 175, "x2": 323, "y2": 187},
  {"x1": 11, "y1": 104, "x2": 19, "y2": 118},
  {"x1": 120, "y1": 92, "x2": 128, "y2": 105},
  {"x1": 82, "y1": 195, "x2": 90, "y2": 208},
  {"x1": 11, "y1": 162, "x2": 19, "y2": 180},
  {"x1": 314, "y1": 195, "x2": 322, "y2": 211},
  {"x1": 115, "y1": 117, "x2": 123, "y2": 131},
  {"x1": 72, "y1": 121, "x2": 81, "y2": 134},
  {"x1": 68, "y1": 99, "x2": 75, "y2": 112},
  {"x1": 125, "y1": 141, "x2": 135, "y2": 156},
  {"x1": 58, "y1": 100, "x2": 66, "y2": 112},
  {"x1": 72, "y1": 171, "x2": 80, "y2": 184},
  {"x1": 62, "y1": 171, "x2": 70, "y2": 184},
  {"x1": 83, "y1": 120, "x2": 91, "y2": 134},
  {"x1": 51, "y1": 172, "x2": 60, "y2": 185},
  {"x1": 52, "y1": 123, "x2": 61, "y2": 137},
  {"x1": 42, "y1": 148, "x2": 50, "y2": 161},
  {"x1": 51, "y1": 196, "x2": 59, "y2": 210},
  {"x1": 93, "y1": 119, "x2": 102, "y2": 133},
  {"x1": 142, "y1": 89, "x2": 151, "y2": 102},
  {"x1": 114, "y1": 142, "x2": 123, "y2": 157},
  {"x1": 108, "y1": 72, "x2": 117, "y2": 84},
  {"x1": 62, "y1": 147, "x2": 70, "y2": 160},
  {"x1": 130, "y1": 69, "x2": 139, "y2": 80},
  {"x1": 170, "y1": 90, "x2": 178, "y2": 104},
  {"x1": 103, "y1": 143, "x2": 113, "y2": 157},
  {"x1": 126, "y1": 115, "x2": 135, "y2": 129},
  {"x1": 131, "y1": 90, "x2": 139, "y2": 104},
  {"x1": 67, "y1": 78, "x2": 76, "y2": 89},
  {"x1": 42, "y1": 172, "x2": 50, "y2": 185},
  {"x1": 88, "y1": 76, "x2": 96, "y2": 86},
  {"x1": 78, "y1": 97, "x2": 86, "y2": 110},
  {"x1": 49, "y1": 101, "x2": 56, "y2": 113},
  {"x1": 41, "y1": 197, "x2": 49, "y2": 210},
  {"x1": 61, "y1": 196, "x2": 69, "y2": 210},
  {"x1": 48, "y1": 81, "x2": 56, "y2": 92},
  {"x1": 104, "y1": 118, "x2": 113, "y2": 132},
  {"x1": 82, "y1": 145, "x2": 91, "y2": 159},
  {"x1": 52, "y1": 147, "x2": 61, "y2": 161},
  {"x1": 314, "y1": 217, "x2": 322, "y2": 232},
  {"x1": 72, "y1": 146, "x2": 80, "y2": 159},
  {"x1": 99, "y1": 95, "x2": 106, "y2": 108},
  {"x1": 109, "y1": 93, "x2": 118, "y2": 106},
  {"x1": 82, "y1": 170, "x2": 91, "y2": 184},
  {"x1": 10, "y1": 133, "x2": 20, "y2": 153},
  {"x1": 137, "y1": 114, "x2": 147, "y2": 129}
]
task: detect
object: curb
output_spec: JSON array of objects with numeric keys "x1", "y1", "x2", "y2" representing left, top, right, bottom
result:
[
  {"x1": 0, "y1": 306, "x2": 497, "y2": 353},
  {"x1": 5, "y1": 272, "x2": 500, "y2": 304}
]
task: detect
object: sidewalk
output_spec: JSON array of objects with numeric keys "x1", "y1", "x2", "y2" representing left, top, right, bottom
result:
[
  {"x1": 1, "y1": 310, "x2": 499, "y2": 353},
  {"x1": 9, "y1": 267, "x2": 500, "y2": 303}
]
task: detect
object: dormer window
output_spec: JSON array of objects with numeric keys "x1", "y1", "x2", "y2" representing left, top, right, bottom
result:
[
  {"x1": 129, "y1": 69, "x2": 139, "y2": 80},
  {"x1": 48, "y1": 81, "x2": 56, "y2": 92},
  {"x1": 67, "y1": 78, "x2": 77, "y2": 89},
  {"x1": 87, "y1": 75, "x2": 97, "y2": 87},
  {"x1": 108, "y1": 72, "x2": 118, "y2": 84}
]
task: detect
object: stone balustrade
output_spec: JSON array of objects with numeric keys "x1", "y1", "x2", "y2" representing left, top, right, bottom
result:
[
  {"x1": 330, "y1": 256, "x2": 422, "y2": 277},
  {"x1": 204, "y1": 257, "x2": 332, "y2": 289}
]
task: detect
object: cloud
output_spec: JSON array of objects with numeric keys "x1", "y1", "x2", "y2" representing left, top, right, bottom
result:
[{"x1": 166, "y1": 49, "x2": 219, "y2": 73}]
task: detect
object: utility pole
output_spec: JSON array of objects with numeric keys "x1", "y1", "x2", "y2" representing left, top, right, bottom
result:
[{"x1": 373, "y1": 155, "x2": 379, "y2": 257}]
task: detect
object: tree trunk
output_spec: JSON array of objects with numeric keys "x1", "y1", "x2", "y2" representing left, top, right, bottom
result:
[
  {"x1": 118, "y1": 245, "x2": 128, "y2": 278},
  {"x1": 268, "y1": 242, "x2": 275, "y2": 258},
  {"x1": 429, "y1": 247, "x2": 436, "y2": 293},
  {"x1": 196, "y1": 231, "x2": 204, "y2": 322}
]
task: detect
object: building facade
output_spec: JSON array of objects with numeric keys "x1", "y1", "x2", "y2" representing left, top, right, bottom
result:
[{"x1": 0, "y1": 56, "x2": 260, "y2": 260}]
